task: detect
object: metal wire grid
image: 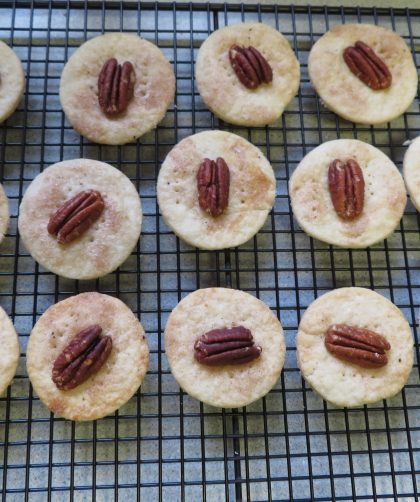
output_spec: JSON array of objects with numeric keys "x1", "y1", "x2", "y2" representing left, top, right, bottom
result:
[{"x1": 0, "y1": 1, "x2": 419, "y2": 501}]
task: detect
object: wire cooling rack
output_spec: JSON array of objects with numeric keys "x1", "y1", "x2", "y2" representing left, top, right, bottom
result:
[{"x1": 0, "y1": 1, "x2": 419, "y2": 501}]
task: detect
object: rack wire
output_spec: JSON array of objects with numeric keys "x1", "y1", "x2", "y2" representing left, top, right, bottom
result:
[{"x1": 0, "y1": 1, "x2": 419, "y2": 501}]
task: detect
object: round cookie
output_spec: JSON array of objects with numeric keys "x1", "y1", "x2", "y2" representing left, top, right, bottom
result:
[
  {"x1": 297, "y1": 287, "x2": 413, "y2": 407},
  {"x1": 289, "y1": 139, "x2": 406, "y2": 248},
  {"x1": 196, "y1": 22, "x2": 300, "y2": 126},
  {"x1": 27, "y1": 292, "x2": 149, "y2": 421},
  {"x1": 308, "y1": 24, "x2": 417, "y2": 124},
  {"x1": 157, "y1": 130, "x2": 276, "y2": 250},
  {"x1": 18, "y1": 159, "x2": 141, "y2": 280},
  {"x1": 0, "y1": 40, "x2": 25, "y2": 123},
  {"x1": 0, "y1": 182, "x2": 10, "y2": 245},
  {"x1": 403, "y1": 136, "x2": 420, "y2": 211},
  {"x1": 164, "y1": 288, "x2": 285, "y2": 408},
  {"x1": 0, "y1": 306, "x2": 20, "y2": 395},
  {"x1": 60, "y1": 33, "x2": 175, "y2": 145}
]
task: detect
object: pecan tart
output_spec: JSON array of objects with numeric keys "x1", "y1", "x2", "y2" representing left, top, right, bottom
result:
[
  {"x1": 297, "y1": 287, "x2": 413, "y2": 407},
  {"x1": 164, "y1": 288, "x2": 285, "y2": 408},
  {"x1": 403, "y1": 135, "x2": 420, "y2": 212},
  {"x1": 0, "y1": 182, "x2": 9, "y2": 247},
  {"x1": 196, "y1": 22, "x2": 300, "y2": 126},
  {"x1": 289, "y1": 139, "x2": 406, "y2": 248},
  {"x1": 60, "y1": 33, "x2": 175, "y2": 145},
  {"x1": 0, "y1": 40, "x2": 25, "y2": 124},
  {"x1": 157, "y1": 130, "x2": 276, "y2": 250},
  {"x1": 308, "y1": 24, "x2": 417, "y2": 125},
  {"x1": 27, "y1": 292, "x2": 149, "y2": 421},
  {"x1": 0, "y1": 306, "x2": 20, "y2": 396},
  {"x1": 18, "y1": 159, "x2": 142, "y2": 280}
]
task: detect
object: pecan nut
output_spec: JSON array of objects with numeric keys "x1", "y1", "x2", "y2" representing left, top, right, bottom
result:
[
  {"x1": 52, "y1": 325, "x2": 112, "y2": 390},
  {"x1": 229, "y1": 44, "x2": 273, "y2": 89},
  {"x1": 328, "y1": 158, "x2": 365, "y2": 221},
  {"x1": 197, "y1": 157, "x2": 230, "y2": 217},
  {"x1": 325, "y1": 323, "x2": 391, "y2": 369},
  {"x1": 343, "y1": 41, "x2": 392, "y2": 90},
  {"x1": 194, "y1": 326, "x2": 262, "y2": 366},
  {"x1": 47, "y1": 190, "x2": 105, "y2": 244},
  {"x1": 98, "y1": 58, "x2": 135, "y2": 115}
]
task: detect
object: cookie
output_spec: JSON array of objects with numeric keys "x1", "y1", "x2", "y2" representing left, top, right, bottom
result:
[
  {"x1": 0, "y1": 182, "x2": 10, "y2": 245},
  {"x1": 60, "y1": 33, "x2": 175, "y2": 145},
  {"x1": 196, "y1": 22, "x2": 300, "y2": 126},
  {"x1": 289, "y1": 139, "x2": 406, "y2": 248},
  {"x1": 308, "y1": 24, "x2": 417, "y2": 124},
  {"x1": 0, "y1": 306, "x2": 20, "y2": 395},
  {"x1": 27, "y1": 292, "x2": 149, "y2": 421},
  {"x1": 18, "y1": 159, "x2": 141, "y2": 280},
  {"x1": 0, "y1": 40, "x2": 25, "y2": 123},
  {"x1": 403, "y1": 136, "x2": 420, "y2": 211},
  {"x1": 157, "y1": 130, "x2": 276, "y2": 250},
  {"x1": 164, "y1": 288, "x2": 285, "y2": 408},
  {"x1": 297, "y1": 288, "x2": 413, "y2": 407}
]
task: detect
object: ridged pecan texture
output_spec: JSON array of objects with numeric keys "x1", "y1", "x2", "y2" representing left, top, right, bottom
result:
[
  {"x1": 229, "y1": 44, "x2": 273, "y2": 89},
  {"x1": 52, "y1": 325, "x2": 112, "y2": 390},
  {"x1": 325, "y1": 323, "x2": 391, "y2": 369},
  {"x1": 194, "y1": 326, "x2": 262, "y2": 366},
  {"x1": 47, "y1": 190, "x2": 105, "y2": 244},
  {"x1": 343, "y1": 41, "x2": 392, "y2": 90},
  {"x1": 98, "y1": 58, "x2": 135, "y2": 115},
  {"x1": 328, "y1": 159, "x2": 365, "y2": 221},
  {"x1": 197, "y1": 157, "x2": 230, "y2": 217}
]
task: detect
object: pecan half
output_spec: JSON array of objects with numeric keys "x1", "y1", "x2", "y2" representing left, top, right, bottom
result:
[
  {"x1": 98, "y1": 58, "x2": 135, "y2": 115},
  {"x1": 194, "y1": 326, "x2": 262, "y2": 366},
  {"x1": 47, "y1": 190, "x2": 105, "y2": 244},
  {"x1": 325, "y1": 324, "x2": 390, "y2": 369},
  {"x1": 229, "y1": 44, "x2": 273, "y2": 89},
  {"x1": 328, "y1": 159, "x2": 365, "y2": 221},
  {"x1": 52, "y1": 325, "x2": 112, "y2": 390},
  {"x1": 197, "y1": 157, "x2": 230, "y2": 217},
  {"x1": 343, "y1": 41, "x2": 392, "y2": 90}
]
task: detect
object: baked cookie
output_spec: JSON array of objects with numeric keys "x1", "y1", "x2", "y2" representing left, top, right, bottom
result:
[
  {"x1": 0, "y1": 182, "x2": 10, "y2": 245},
  {"x1": 289, "y1": 139, "x2": 406, "y2": 248},
  {"x1": 60, "y1": 33, "x2": 175, "y2": 145},
  {"x1": 308, "y1": 24, "x2": 417, "y2": 124},
  {"x1": 0, "y1": 40, "x2": 25, "y2": 123},
  {"x1": 196, "y1": 22, "x2": 300, "y2": 126},
  {"x1": 27, "y1": 292, "x2": 149, "y2": 421},
  {"x1": 403, "y1": 136, "x2": 420, "y2": 211},
  {"x1": 164, "y1": 288, "x2": 285, "y2": 408},
  {"x1": 18, "y1": 159, "x2": 141, "y2": 280},
  {"x1": 157, "y1": 130, "x2": 276, "y2": 250},
  {"x1": 0, "y1": 306, "x2": 20, "y2": 395},
  {"x1": 297, "y1": 287, "x2": 413, "y2": 407}
]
